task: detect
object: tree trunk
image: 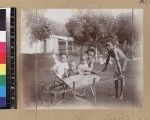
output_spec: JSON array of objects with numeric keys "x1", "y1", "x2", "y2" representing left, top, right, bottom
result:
[
  {"x1": 95, "y1": 47, "x2": 98, "y2": 62},
  {"x1": 43, "y1": 40, "x2": 47, "y2": 53},
  {"x1": 80, "y1": 45, "x2": 84, "y2": 57}
]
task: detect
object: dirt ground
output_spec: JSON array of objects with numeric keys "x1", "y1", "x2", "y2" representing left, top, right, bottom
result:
[{"x1": 21, "y1": 54, "x2": 143, "y2": 108}]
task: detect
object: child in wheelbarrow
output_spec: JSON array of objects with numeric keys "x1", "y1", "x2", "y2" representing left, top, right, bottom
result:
[
  {"x1": 51, "y1": 54, "x2": 69, "y2": 79},
  {"x1": 68, "y1": 61, "x2": 78, "y2": 76},
  {"x1": 77, "y1": 56, "x2": 92, "y2": 75},
  {"x1": 77, "y1": 47, "x2": 96, "y2": 75},
  {"x1": 102, "y1": 41, "x2": 127, "y2": 100}
]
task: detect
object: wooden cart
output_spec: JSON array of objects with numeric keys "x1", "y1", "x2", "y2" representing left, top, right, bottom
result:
[{"x1": 40, "y1": 72, "x2": 102, "y2": 105}]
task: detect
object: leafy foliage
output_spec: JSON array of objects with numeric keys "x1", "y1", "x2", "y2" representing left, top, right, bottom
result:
[
  {"x1": 24, "y1": 10, "x2": 54, "y2": 52},
  {"x1": 65, "y1": 11, "x2": 139, "y2": 57},
  {"x1": 65, "y1": 12, "x2": 118, "y2": 48}
]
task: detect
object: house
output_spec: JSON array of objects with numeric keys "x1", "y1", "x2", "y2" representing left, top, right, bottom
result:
[
  {"x1": 47, "y1": 35, "x2": 74, "y2": 54},
  {"x1": 21, "y1": 35, "x2": 74, "y2": 54}
]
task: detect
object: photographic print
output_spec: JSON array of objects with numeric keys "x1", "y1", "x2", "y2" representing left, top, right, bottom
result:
[{"x1": 21, "y1": 9, "x2": 143, "y2": 109}]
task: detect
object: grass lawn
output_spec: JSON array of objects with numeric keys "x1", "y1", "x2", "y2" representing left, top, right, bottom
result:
[{"x1": 21, "y1": 54, "x2": 143, "y2": 108}]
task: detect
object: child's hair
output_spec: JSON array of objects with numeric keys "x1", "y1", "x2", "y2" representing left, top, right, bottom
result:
[
  {"x1": 80, "y1": 56, "x2": 86, "y2": 63},
  {"x1": 89, "y1": 49, "x2": 95, "y2": 56},
  {"x1": 86, "y1": 49, "x2": 95, "y2": 56},
  {"x1": 59, "y1": 53, "x2": 67, "y2": 58}
]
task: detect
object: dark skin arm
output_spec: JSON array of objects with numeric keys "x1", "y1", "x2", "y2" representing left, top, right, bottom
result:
[
  {"x1": 102, "y1": 49, "x2": 123, "y2": 75},
  {"x1": 102, "y1": 53, "x2": 111, "y2": 72},
  {"x1": 113, "y1": 49, "x2": 123, "y2": 76}
]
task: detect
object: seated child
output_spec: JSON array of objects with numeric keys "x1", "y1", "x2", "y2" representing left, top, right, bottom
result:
[
  {"x1": 52, "y1": 54, "x2": 59, "y2": 64},
  {"x1": 77, "y1": 57, "x2": 90, "y2": 75},
  {"x1": 68, "y1": 61, "x2": 78, "y2": 76},
  {"x1": 86, "y1": 49, "x2": 95, "y2": 71},
  {"x1": 51, "y1": 54, "x2": 69, "y2": 79}
]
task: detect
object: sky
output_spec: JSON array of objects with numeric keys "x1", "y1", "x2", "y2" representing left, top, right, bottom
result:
[
  {"x1": 43, "y1": 9, "x2": 138, "y2": 23},
  {"x1": 43, "y1": 9, "x2": 75, "y2": 23}
]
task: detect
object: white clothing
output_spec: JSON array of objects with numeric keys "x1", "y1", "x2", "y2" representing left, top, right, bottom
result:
[
  {"x1": 51, "y1": 61, "x2": 69, "y2": 79},
  {"x1": 77, "y1": 63, "x2": 89, "y2": 74}
]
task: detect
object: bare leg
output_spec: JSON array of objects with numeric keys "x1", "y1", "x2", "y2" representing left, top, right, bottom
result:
[
  {"x1": 114, "y1": 80, "x2": 119, "y2": 98},
  {"x1": 114, "y1": 79, "x2": 124, "y2": 99},
  {"x1": 119, "y1": 78, "x2": 124, "y2": 100}
]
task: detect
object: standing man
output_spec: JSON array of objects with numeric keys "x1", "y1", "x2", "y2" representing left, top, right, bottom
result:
[{"x1": 102, "y1": 42, "x2": 127, "y2": 99}]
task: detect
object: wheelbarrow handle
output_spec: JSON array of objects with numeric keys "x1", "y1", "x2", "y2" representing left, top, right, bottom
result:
[{"x1": 91, "y1": 71, "x2": 103, "y2": 80}]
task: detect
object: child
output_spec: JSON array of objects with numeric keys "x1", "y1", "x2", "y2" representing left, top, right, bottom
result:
[
  {"x1": 52, "y1": 54, "x2": 59, "y2": 64},
  {"x1": 102, "y1": 41, "x2": 127, "y2": 99},
  {"x1": 51, "y1": 54, "x2": 69, "y2": 79},
  {"x1": 77, "y1": 57, "x2": 90, "y2": 75},
  {"x1": 68, "y1": 61, "x2": 78, "y2": 76},
  {"x1": 86, "y1": 49, "x2": 95, "y2": 71}
]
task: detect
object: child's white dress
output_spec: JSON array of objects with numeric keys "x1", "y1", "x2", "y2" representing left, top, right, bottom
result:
[
  {"x1": 52, "y1": 61, "x2": 69, "y2": 79},
  {"x1": 77, "y1": 64, "x2": 89, "y2": 74}
]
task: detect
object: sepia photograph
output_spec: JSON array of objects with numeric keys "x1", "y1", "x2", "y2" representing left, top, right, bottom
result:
[{"x1": 21, "y1": 9, "x2": 143, "y2": 109}]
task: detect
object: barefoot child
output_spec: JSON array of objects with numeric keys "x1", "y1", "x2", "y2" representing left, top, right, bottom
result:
[{"x1": 102, "y1": 42, "x2": 127, "y2": 99}]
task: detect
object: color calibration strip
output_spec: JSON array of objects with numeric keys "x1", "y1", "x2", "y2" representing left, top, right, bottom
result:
[
  {"x1": 7, "y1": 8, "x2": 16, "y2": 108},
  {"x1": 0, "y1": 9, "x2": 6, "y2": 107}
]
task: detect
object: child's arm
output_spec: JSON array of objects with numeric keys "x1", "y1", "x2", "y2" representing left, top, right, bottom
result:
[
  {"x1": 64, "y1": 63, "x2": 69, "y2": 77},
  {"x1": 77, "y1": 65, "x2": 83, "y2": 74},
  {"x1": 51, "y1": 64, "x2": 58, "y2": 74},
  {"x1": 102, "y1": 53, "x2": 111, "y2": 72},
  {"x1": 88, "y1": 59, "x2": 94, "y2": 71}
]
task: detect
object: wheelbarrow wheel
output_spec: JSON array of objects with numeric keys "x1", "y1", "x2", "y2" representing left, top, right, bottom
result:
[{"x1": 40, "y1": 80, "x2": 67, "y2": 106}]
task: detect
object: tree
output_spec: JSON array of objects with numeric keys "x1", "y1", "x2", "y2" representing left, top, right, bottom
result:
[
  {"x1": 65, "y1": 11, "x2": 118, "y2": 54},
  {"x1": 51, "y1": 21, "x2": 69, "y2": 36},
  {"x1": 116, "y1": 13, "x2": 139, "y2": 58},
  {"x1": 24, "y1": 10, "x2": 54, "y2": 53},
  {"x1": 66, "y1": 11, "x2": 140, "y2": 58}
]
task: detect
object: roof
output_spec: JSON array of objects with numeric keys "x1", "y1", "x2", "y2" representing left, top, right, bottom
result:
[{"x1": 50, "y1": 35, "x2": 73, "y2": 42}]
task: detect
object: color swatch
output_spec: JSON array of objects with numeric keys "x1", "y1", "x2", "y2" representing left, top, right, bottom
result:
[{"x1": 0, "y1": 9, "x2": 6, "y2": 107}]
